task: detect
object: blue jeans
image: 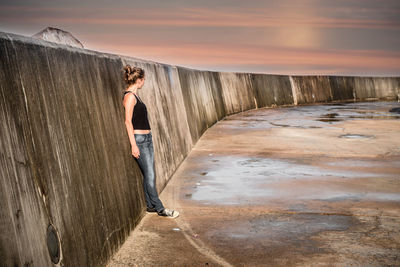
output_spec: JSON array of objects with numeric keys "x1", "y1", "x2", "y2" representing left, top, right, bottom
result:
[{"x1": 134, "y1": 132, "x2": 165, "y2": 213}]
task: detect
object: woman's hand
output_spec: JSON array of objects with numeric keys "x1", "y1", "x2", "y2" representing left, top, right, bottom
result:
[{"x1": 131, "y1": 144, "x2": 140, "y2": 159}]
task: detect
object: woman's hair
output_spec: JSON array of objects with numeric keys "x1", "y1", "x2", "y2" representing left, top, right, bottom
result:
[{"x1": 123, "y1": 64, "x2": 145, "y2": 85}]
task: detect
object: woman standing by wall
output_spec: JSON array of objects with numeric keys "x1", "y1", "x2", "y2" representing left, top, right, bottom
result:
[{"x1": 122, "y1": 64, "x2": 179, "y2": 219}]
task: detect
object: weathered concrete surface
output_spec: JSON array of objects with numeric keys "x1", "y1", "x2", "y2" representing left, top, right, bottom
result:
[{"x1": 107, "y1": 101, "x2": 400, "y2": 266}]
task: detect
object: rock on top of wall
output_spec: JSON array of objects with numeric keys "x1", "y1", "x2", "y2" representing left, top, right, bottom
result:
[{"x1": 32, "y1": 27, "x2": 84, "y2": 48}]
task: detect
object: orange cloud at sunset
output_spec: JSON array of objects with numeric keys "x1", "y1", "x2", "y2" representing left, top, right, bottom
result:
[
  {"x1": 1, "y1": 1, "x2": 399, "y2": 76},
  {"x1": 2, "y1": 6, "x2": 399, "y2": 30},
  {"x1": 91, "y1": 41, "x2": 400, "y2": 75}
]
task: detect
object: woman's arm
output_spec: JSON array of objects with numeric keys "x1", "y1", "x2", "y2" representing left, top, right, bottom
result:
[{"x1": 124, "y1": 94, "x2": 137, "y2": 147}]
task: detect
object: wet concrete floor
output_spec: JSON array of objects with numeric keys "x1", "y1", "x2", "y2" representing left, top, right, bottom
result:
[{"x1": 107, "y1": 101, "x2": 400, "y2": 266}]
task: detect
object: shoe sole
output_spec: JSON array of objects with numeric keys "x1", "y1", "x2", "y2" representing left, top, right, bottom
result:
[
  {"x1": 158, "y1": 212, "x2": 179, "y2": 218},
  {"x1": 170, "y1": 213, "x2": 179, "y2": 219}
]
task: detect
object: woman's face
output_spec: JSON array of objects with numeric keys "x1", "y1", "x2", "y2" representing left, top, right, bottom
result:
[{"x1": 138, "y1": 76, "x2": 146, "y2": 88}]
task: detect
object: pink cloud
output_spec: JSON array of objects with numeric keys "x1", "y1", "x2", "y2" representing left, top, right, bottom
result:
[
  {"x1": 1, "y1": 6, "x2": 399, "y2": 29},
  {"x1": 92, "y1": 41, "x2": 400, "y2": 72},
  {"x1": 1, "y1": 5, "x2": 398, "y2": 75}
]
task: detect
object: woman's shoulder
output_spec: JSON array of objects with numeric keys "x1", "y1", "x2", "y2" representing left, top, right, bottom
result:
[
  {"x1": 123, "y1": 91, "x2": 140, "y2": 99},
  {"x1": 122, "y1": 91, "x2": 137, "y2": 107},
  {"x1": 123, "y1": 91, "x2": 136, "y2": 98}
]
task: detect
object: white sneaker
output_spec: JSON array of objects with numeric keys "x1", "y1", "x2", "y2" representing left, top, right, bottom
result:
[{"x1": 158, "y1": 208, "x2": 179, "y2": 218}]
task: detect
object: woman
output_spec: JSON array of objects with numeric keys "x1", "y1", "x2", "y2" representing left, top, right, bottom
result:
[{"x1": 122, "y1": 64, "x2": 179, "y2": 219}]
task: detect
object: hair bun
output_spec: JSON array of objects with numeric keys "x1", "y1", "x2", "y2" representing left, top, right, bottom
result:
[
  {"x1": 124, "y1": 64, "x2": 132, "y2": 74},
  {"x1": 123, "y1": 64, "x2": 145, "y2": 86}
]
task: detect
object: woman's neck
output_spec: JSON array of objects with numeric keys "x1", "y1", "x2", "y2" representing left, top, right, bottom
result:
[{"x1": 126, "y1": 85, "x2": 138, "y2": 94}]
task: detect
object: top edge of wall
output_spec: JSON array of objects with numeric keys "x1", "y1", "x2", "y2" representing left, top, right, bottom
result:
[{"x1": 1, "y1": 30, "x2": 399, "y2": 79}]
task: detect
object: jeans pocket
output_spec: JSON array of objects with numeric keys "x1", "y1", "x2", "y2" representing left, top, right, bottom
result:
[{"x1": 135, "y1": 134, "x2": 146, "y2": 144}]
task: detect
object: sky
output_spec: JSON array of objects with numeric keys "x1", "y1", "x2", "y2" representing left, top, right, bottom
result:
[{"x1": 1, "y1": 0, "x2": 399, "y2": 76}]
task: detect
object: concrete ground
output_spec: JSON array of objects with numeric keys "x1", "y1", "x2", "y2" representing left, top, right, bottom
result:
[{"x1": 107, "y1": 101, "x2": 400, "y2": 267}]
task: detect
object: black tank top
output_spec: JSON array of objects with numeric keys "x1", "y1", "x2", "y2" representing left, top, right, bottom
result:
[{"x1": 122, "y1": 91, "x2": 151, "y2": 130}]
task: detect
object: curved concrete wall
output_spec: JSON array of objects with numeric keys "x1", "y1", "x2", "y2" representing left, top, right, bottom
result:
[{"x1": 0, "y1": 31, "x2": 399, "y2": 267}]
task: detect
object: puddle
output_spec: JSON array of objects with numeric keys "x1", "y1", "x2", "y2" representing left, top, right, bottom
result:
[
  {"x1": 270, "y1": 122, "x2": 290, "y2": 127},
  {"x1": 317, "y1": 118, "x2": 342, "y2": 122},
  {"x1": 188, "y1": 101, "x2": 400, "y2": 205},
  {"x1": 323, "y1": 159, "x2": 388, "y2": 167},
  {"x1": 207, "y1": 213, "x2": 359, "y2": 250},
  {"x1": 318, "y1": 112, "x2": 343, "y2": 122},
  {"x1": 222, "y1": 102, "x2": 400, "y2": 130},
  {"x1": 339, "y1": 134, "x2": 375, "y2": 139},
  {"x1": 348, "y1": 115, "x2": 400, "y2": 119},
  {"x1": 320, "y1": 192, "x2": 400, "y2": 202},
  {"x1": 270, "y1": 120, "x2": 323, "y2": 129},
  {"x1": 202, "y1": 212, "x2": 367, "y2": 264},
  {"x1": 389, "y1": 107, "x2": 400, "y2": 114},
  {"x1": 327, "y1": 107, "x2": 357, "y2": 110},
  {"x1": 189, "y1": 156, "x2": 392, "y2": 205},
  {"x1": 249, "y1": 213, "x2": 354, "y2": 236},
  {"x1": 323, "y1": 103, "x2": 347, "y2": 106},
  {"x1": 321, "y1": 113, "x2": 340, "y2": 118},
  {"x1": 314, "y1": 103, "x2": 400, "y2": 123}
]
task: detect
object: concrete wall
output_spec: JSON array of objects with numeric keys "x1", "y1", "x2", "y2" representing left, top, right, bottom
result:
[{"x1": 0, "y1": 31, "x2": 399, "y2": 267}]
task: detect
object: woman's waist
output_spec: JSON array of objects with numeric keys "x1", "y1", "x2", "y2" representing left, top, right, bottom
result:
[{"x1": 134, "y1": 129, "x2": 151, "y2": 134}]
